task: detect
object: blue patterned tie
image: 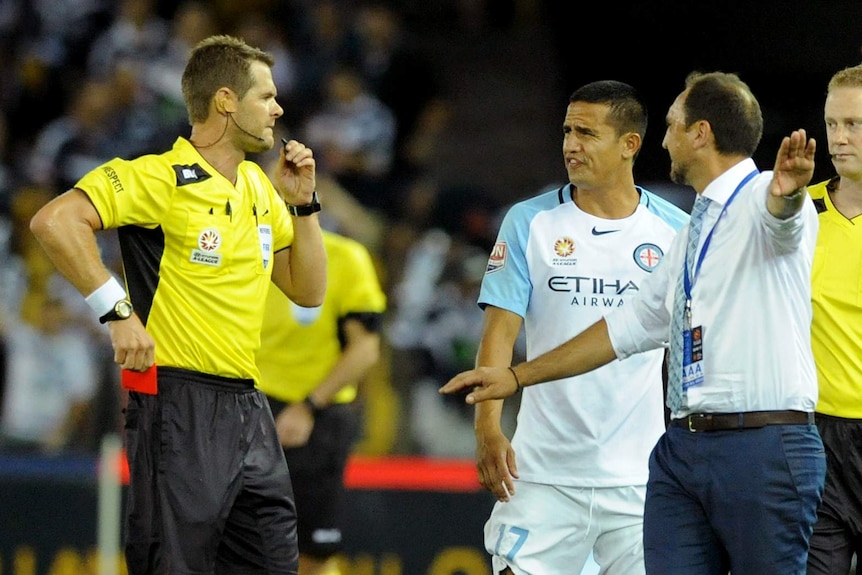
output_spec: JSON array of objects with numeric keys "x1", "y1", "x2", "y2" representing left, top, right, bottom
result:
[{"x1": 667, "y1": 195, "x2": 710, "y2": 412}]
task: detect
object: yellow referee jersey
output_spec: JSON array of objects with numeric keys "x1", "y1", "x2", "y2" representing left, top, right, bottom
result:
[
  {"x1": 809, "y1": 178, "x2": 862, "y2": 418},
  {"x1": 256, "y1": 230, "x2": 386, "y2": 404},
  {"x1": 78, "y1": 137, "x2": 295, "y2": 381}
]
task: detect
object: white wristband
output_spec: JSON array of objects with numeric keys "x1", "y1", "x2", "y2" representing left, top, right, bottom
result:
[{"x1": 85, "y1": 277, "x2": 127, "y2": 318}]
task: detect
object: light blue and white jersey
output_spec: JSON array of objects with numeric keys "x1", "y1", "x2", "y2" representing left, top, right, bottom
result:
[{"x1": 480, "y1": 183, "x2": 688, "y2": 487}]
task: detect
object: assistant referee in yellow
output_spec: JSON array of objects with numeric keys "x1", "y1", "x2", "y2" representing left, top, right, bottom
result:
[
  {"x1": 29, "y1": 35, "x2": 325, "y2": 575},
  {"x1": 258, "y1": 229, "x2": 386, "y2": 575},
  {"x1": 806, "y1": 64, "x2": 862, "y2": 575}
]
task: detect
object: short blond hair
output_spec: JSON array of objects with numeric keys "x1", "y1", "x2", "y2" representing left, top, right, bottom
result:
[
  {"x1": 828, "y1": 63, "x2": 862, "y2": 92},
  {"x1": 181, "y1": 35, "x2": 275, "y2": 124}
]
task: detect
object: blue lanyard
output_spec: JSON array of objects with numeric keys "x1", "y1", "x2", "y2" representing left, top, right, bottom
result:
[{"x1": 683, "y1": 169, "x2": 759, "y2": 299}]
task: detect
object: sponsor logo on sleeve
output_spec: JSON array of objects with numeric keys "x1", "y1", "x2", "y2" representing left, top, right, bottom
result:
[{"x1": 486, "y1": 242, "x2": 507, "y2": 273}]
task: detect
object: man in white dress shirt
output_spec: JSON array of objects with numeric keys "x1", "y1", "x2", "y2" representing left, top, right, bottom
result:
[{"x1": 441, "y1": 71, "x2": 826, "y2": 574}]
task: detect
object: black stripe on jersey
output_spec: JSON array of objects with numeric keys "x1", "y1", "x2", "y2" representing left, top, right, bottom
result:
[
  {"x1": 557, "y1": 184, "x2": 570, "y2": 204},
  {"x1": 814, "y1": 175, "x2": 839, "y2": 214},
  {"x1": 812, "y1": 197, "x2": 827, "y2": 214},
  {"x1": 118, "y1": 225, "x2": 164, "y2": 326},
  {"x1": 172, "y1": 163, "x2": 212, "y2": 186}
]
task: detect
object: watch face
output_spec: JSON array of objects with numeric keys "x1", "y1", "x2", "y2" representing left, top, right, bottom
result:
[{"x1": 116, "y1": 300, "x2": 133, "y2": 319}]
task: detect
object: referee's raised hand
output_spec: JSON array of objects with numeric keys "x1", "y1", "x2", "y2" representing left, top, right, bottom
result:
[{"x1": 275, "y1": 139, "x2": 316, "y2": 206}]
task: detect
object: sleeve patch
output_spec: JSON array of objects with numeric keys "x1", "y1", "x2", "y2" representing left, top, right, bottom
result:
[{"x1": 486, "y1": 241, "x2": 507, "y2": 274}]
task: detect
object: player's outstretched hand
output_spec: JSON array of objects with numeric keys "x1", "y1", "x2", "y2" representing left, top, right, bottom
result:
[{"x1": 439, "y1": 366, "x2": 520, "y2": 404}]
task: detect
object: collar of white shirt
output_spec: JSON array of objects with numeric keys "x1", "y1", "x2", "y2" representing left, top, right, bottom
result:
[{"x1": 701, "y1": 157, "x2": 757, "y2": 206}]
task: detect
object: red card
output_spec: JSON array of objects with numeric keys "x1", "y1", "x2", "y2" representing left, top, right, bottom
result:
[{"x1": 121, "y1": 364, "x2": 158, "y2": 395}]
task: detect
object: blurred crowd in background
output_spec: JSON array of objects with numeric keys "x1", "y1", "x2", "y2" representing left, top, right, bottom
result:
[
  {"x1": 0, "y1": 0, "x2": 859, "y2": 462},
  {"x1": 0, "y1": 0, "x2": 537, "y2": 458}
]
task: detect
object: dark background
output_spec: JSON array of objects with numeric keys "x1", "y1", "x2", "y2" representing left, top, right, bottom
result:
[
  {"x1": 545, "y1": 0, "x2": 861, "y2": 187},
  {"x1": 390, "y1": 0, "x2": 862, "y2": 206}
]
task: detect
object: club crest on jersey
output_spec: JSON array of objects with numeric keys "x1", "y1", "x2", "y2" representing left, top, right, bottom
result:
[
  {"x1": 633, "y1": 243, "x2": 663, "y2": 272},
  {"x1": 486, "y1": 241, "x2": 507, "y2": 274},
  {"x1": 190, "y1": 227, "x2": 223, "y2": 267}
]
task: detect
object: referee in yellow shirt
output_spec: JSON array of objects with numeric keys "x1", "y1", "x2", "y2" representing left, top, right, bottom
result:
[{"x1": 29, "y1": 35, "x2": 326, "y2": 574}]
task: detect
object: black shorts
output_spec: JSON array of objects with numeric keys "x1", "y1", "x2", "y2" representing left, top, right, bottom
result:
[
  {"x1": 267, "y1": 397, "x2": 360, "y2": 559},
  {"x1": 807, "y1": 413, "x2": 862, "y2": 575},
  {"x1": 123, "y1": 367, "x2": 299, "y2": 575}
]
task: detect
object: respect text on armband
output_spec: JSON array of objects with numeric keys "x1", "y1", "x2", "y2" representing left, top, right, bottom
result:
[{"x1": 101, "y1": 165, "x2": 124, "y2": 194}]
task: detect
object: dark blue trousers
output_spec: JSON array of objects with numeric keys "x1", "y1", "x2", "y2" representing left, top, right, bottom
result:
[{"x1": 643, "y1": 424, "x2": 825, "y2": 574}]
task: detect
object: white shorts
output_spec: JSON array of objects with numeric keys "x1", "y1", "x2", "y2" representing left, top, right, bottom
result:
[{"x1": 483, "y1": 480, "x2": 646, "y2": 575}]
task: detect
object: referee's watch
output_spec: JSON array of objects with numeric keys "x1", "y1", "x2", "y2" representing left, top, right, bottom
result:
[
  {"x1": 286, "y1": 191, "x2": 321, "y2": 217},
  {"x1": 99, "y1": 299, "x2": 134, "y2": 324}
]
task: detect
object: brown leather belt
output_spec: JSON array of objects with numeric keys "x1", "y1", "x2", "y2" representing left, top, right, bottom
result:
[{"x1": 670, "y1": 410, "x2": 815, "y2": 432}]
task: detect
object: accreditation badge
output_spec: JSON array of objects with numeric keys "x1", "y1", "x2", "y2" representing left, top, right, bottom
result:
[{"x1": 682, "y1": 324, "x2": 705, "y2": 391}]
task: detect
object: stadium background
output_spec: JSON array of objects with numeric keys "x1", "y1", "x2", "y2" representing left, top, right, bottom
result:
[{"x1": 1, "y1": 0, "x2": 861, "y2": 573}]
